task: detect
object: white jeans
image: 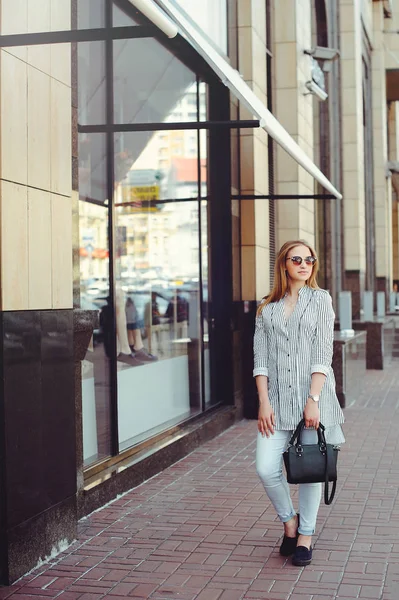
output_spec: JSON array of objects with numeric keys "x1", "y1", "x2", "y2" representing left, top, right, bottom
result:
[{"x1": 256, "y1": 429, "x2": 322, "y2": 536}]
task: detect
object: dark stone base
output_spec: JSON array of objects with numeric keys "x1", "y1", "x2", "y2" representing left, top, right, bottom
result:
[
  {"x1": 366, "y1": 322, "x2": 384, "y2": 369},
  {"x1": 376, "y1": 277, "x2": 389, "y2": 309},
  {"x1": 344, "y1": 270, "x2": 365, "y2": 320},
  {"x1": 0, "y1": 309, "x2": 76, "y2": 585},
  {"x1": 81, "y1": 406, "x2": 236, "y2": 518},
  {"x1": 6, "y1": 496, "x2": 77, "y2": 584}
]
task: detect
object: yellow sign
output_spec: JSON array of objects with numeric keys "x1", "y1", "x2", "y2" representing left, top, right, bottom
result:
[
  {"x1": 126, "y1": 185, "x2": 160, "y2": 202},
  {"x1": 119, "y1": 185, "x2": 161, "y2": 213}
]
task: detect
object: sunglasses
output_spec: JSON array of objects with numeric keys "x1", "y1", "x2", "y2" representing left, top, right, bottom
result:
[{"x1": 285, "y1": 256, "x2": 317, "y2": 266}]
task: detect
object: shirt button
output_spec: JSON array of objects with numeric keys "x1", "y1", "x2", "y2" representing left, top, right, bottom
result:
[{"x1": 289, "y1": 385, "x2": 291, "y2": 388}]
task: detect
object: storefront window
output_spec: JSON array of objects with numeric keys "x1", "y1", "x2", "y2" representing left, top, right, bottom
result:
[
  {"x1": 78, "y1": 0, "x2": 217, "y2": 466},
  {"x1": 79, "y1": 133, "x2": 112, "y2": 467},
  {"x1": 113, "y1": 130, "x2": 208, "y2": 449}
]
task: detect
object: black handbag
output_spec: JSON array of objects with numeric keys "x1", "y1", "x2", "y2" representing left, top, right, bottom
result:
[{"x1": 283, "y1": 419, "x2": 340, "y2": 505}]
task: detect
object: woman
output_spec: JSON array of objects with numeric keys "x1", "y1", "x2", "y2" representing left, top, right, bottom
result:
[{"x1": 254, "y1": 240, "x2": 344, "y2": 566}]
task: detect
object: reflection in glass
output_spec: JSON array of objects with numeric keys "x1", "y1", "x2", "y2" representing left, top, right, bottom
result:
[
  {"x1": 78, "y1": 42, "x2": 106, "y2": 126},
  {"x1": 78, "y1": 0, "x2": 105, "y2": 29},
  {"x1": 113, "y1": 130, "x2": 207, "y2": 450},
  {"x1": 79, "y1": 133, "x2": 112, "y2": 467},
  {"x1": 114, "y1": 38, "x2": 197, "y2": 125},
  {"x1": 173, "y1": 0, "x2": 228, "y2": 55}
]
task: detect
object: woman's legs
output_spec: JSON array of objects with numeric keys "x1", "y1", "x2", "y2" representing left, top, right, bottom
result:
[
  {"x1": 297, "y1": 428, "x2": 322, "y2": 547},
  {"x1": 256, "y1": 430, "x2": 296, "y2": 524},
  {"x1": 256, "y1": 428, "x2": 323, "y2": 548}
]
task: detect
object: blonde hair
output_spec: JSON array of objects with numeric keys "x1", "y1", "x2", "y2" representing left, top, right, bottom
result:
[{"x1": 257, "y1": 240, "x2": 319, "y2": 316}]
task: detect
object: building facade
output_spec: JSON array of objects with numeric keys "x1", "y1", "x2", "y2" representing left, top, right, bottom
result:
[{"x1": 0, "y1": 0, "x2": 397, "y2": 584}]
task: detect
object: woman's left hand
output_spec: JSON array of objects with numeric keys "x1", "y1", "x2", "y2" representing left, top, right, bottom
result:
[{"x1": 303, "y1": 400, "x2": 320, "y2": 429}]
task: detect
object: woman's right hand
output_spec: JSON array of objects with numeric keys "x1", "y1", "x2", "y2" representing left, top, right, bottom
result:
[{"x1": 258, "y1": 401, "x2": 275, "y2": 437}]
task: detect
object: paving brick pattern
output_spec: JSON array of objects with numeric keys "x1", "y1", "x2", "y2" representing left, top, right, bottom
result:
[{"x1": 2, "y1": 360, "x2": 399, "y2": 600}]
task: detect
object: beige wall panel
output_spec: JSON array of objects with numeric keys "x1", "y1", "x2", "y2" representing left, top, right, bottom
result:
[
  {"x1": 241, "y1": 200, "x2": 255, "y2": 246},
  {"x1": 27, "y1": 66, "x2": 51, "y2": 191},
  {"x1": 1, "y1": 0, "x2": 27, "y2": 60},
  {"x1": 50, "y1": 80, "x2": 72, "y2": 197},
  {"x1": 251, "y1": 0, "x2": 267, "y2": 44},
  {"x1": 238, "y1": 27, "x2": 253, "y2": 81},
  {"x1": 51, "y1": 0, "x2": 72, "y2": 31},
  {"x1": 51, "y1": 194, "x2": 73, "y2": 309},
  {"x1": 278, "y1": 199, "x2": 300, "y2": 230},
  {"x1": 240, "y1": 135, "x2": 255, "y2": 192},
  {"x1": 255, "y1": 245, "x2": 270, "y2": 299},
  {"x1": 27, "y1": 0, "x2": 51, "y2": 73},
  {"x1": 273, "y1": 6, "x2": 296, "y2": 43},
  {"x1": 1, "y1": 181, "x2": 29, "y2": 310},
  {"x1": 51, "y1": 43, "x2": 71, "y2": 87},
  {"x1": 253, "y1": 135, "x2": 268, "y2": 196},
  {"x1": 254, "y1": 198, "x2": 269, "y2": 249},
  {"x1": 340, "y1": 4, "x2": 356, "y2": 31},
  {"x1": 241, "y1": 245, "x2": 256, "y2": 300},
  {"x1": 276, "y1": 146, "x2": 299, "y2": 184},
  {"x1": 28, "y1": 188, "x2": 52, "y2": 309},
  {"x1": 274, "y1": 43, "x2": 297, "y2": 89},
  {"x1": 252, "y1": 30, "x2": 267, "y2": 95},
  {"x1": 1, "y1": 51, "x2": 28, "y2": 185},
  {"x1": 393, "y1": 199, "x2": 399, "y2": 280},
  {"x1": 275, "y1": 89, "x2": 299, "y2": 135}
]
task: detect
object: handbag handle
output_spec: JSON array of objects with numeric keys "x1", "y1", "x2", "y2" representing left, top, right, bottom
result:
[
  {"x1": 289, "y1": 419, "x2": 336, "y2": 505},
  {"x1": 288, "y1": 419, "x2": 326, "y2": 448}
]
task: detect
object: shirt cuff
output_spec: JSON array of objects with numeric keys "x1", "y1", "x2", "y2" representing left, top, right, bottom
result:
[
  {"x1": 253, "y1": 367, "x2": 269, "y2": 378},
  {"x1": 310, "y1": 364, "x2": 330, "y2": 376}
]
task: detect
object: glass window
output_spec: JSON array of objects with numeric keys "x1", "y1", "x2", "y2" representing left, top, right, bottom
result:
[
  {"x1": 78, "y1": 42, "x2": 106, "y2": 126},
  {"x1": 113, "y1": 130, "x2": 208, "y2": 450},
  {"x1": 114, "y1": 38, "x2": 198, "y2": 124},
  {"x1": 173, "y1": 0, "x2": 228, "y2": 55},
  {"x1": 79, "y1": 133, "x2": 112, "y2": 467},
  {"x1": 78, "y1": 0, "x2": 105, "y2": 29}
]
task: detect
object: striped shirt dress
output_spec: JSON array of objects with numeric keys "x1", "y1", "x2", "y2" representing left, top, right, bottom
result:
[{"x1": 253, "y1": 286, "x2": 345, "y2": 444}]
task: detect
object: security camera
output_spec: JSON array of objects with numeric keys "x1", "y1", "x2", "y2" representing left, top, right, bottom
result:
[
  {"x1": 304, "y1": 46, "x2": 340, "y2": 61},
  {"x1": 305, "y1": 80, "x2": 328, "y2": 101}
]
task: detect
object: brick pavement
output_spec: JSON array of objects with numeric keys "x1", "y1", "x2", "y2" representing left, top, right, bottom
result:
[{"x1": 1, "y1": 359, "x2": 399, "y2": 600}]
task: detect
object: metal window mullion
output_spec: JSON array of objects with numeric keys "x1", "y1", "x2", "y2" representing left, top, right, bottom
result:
[
  {"x1": 78, "y1": 120, "x2": 260, "y2": 133},
  {"x1": 105, "y1": 0, "x2": 119, "y2": 457},
  {"x1": 197, "y1": 77, "x2": 206, "y2": 413},
  {"x1": 0, "y1": 25, "x2": 157, "y2": 47}
]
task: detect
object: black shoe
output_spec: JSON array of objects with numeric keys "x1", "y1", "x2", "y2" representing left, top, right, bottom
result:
[
  {"x1": 280, "y1": 514, "x2": 300, "y2": 557},
  {"x1": 292, "y1": 545, "x2": 313, "y2": 566}
]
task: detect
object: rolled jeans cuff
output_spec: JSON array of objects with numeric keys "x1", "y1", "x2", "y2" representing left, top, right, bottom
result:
[
  {"x1": 298, "y1": 526, "x2": 315, "y2": 535},
  {"x1": 279, "y1": 510, "x2": 297, "y2": 524}
]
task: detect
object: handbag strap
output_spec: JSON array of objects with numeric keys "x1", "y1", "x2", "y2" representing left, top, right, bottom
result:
[{"x1": 324, "y1": 447, "x2": 337, "y2": 505}]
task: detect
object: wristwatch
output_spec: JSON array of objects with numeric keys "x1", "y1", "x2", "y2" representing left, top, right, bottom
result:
[{"x1": 308, "y1": 394, "x2": 320, "y2": 403}]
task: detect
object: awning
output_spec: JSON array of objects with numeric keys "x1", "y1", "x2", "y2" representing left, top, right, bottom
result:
[{"x1": 129, "y1": 0, "x2": 342, "y2": 200}]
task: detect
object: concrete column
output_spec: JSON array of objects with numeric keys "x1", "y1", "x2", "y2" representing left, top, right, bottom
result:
[
  {"x1": 273, "y1": 0, "x2": 316, "y2": 248},
  {"x1": 388, "y1": 103, "x2": 399, "y2": 286},
  {"x1": 0, "y1": 0, "x2": 75, "y2": 584},
  {"x1": 339, "y1": 0, "x2": 366, "y2": 316},
  {"x1": 238, "y1": 0, "x2": 271, "y2": 300},
  {"x1": 372, "y1": 1, "x2": 392, "y2": 296}
]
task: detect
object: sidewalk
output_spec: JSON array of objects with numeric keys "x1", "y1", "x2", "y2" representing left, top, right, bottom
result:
[{"x1": 2, "y1": 360, "x2": 399, "y2": 600}]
